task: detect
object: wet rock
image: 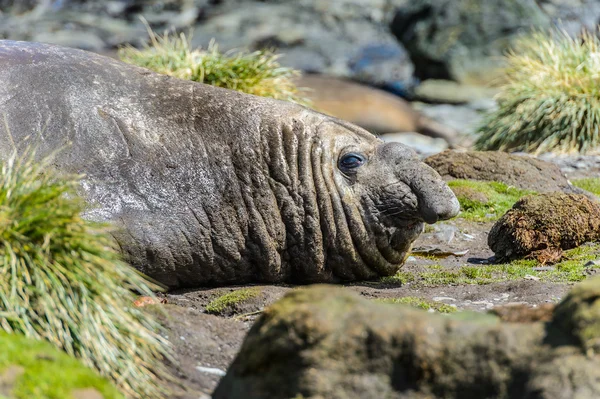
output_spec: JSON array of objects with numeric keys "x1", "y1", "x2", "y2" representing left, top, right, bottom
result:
[
  {"x1": 214, "y1": 281, "x2": 600, "y2": 399},
  {"x1": 425, "y1": 150, "x2": 587, "y2": 194},
  {"x1": 538, "y1": 0, "x2": 600, "y2": 36},
  {"x1": 390, "y1": 0, "x2": 550, "y2": 84},
  {"x1": 488, "y1": 193, "x2": 600, "y2": 262},
  {"x1": 190, "y1": 0, "x2": 415, "y2": 88}
]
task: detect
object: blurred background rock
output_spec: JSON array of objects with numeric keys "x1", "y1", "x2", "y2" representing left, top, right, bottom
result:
[{"x1": 1, "y1": 0, "x2": 599, "y2": 154}]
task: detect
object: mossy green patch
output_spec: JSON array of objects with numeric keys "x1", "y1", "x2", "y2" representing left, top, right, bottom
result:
[
  {"x1": 383, "y1": 243, "x2": 600, "y2": 286},
  {"x1": 376, "y1": 296, "x2": 457, "y2": 313},
  {"x1": 572, "y1": 178, "x2": 600, "y2": 196},
  {"x1": 0, "y1": 333, "x2": 123, "y2": 399},
  {"x1": 448, "y1": 180, "x2": 534, "y2": 221},
  {"x1": 206, "y1": 288, "x2": 262, "y2": 315}
]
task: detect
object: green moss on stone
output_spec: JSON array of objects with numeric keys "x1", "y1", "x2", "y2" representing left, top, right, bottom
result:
[
  {"x1": 0, "y1": 333, "x2": 123, "y2": 399},
  {"x1": 206, "y1": 288, "x2": 261, "y2": 315},
  {"x1": 376, "y1": 296, "x2": 457, "y2": 313},
  {"x1": 572, "y1": 178, "x2": 600, "y2": 196},
  {"x1": 550, "y1": 276, "x2": 600, "y2": 352},
  {"x1": 448, "y1": 180, "x2": 534, "y2": 221}
]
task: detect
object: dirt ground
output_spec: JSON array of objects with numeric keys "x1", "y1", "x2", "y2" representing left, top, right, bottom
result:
[{"x1": 154, "y1": 161, "x2": 599, "y2": 398}]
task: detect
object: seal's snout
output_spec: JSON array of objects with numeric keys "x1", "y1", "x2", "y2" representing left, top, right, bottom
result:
[
  {"x1": 380, "y1": 142, "x2": 460, "y2": 224},
  {"x1": 418, "y1": 185, "x2": 460, "y2": 224}
]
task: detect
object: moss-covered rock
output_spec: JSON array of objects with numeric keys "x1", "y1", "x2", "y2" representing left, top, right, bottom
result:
[
  {"x1": 549, "y1": 277, "x2": 600, "y2": 353},
  {"x1": 214, "y1": 281, "x2": 600, "y2": 399},
  {"x1": 425, "y1": 150, "x2": 586, "y2": 194},
  {"x1": 0, "y1": 333, "x2": 123, "y2": 399},
  {"x1": 488, "y1": 193, "x2": 600, "y2": 262},
  {"x1": 205, "y1": 288, "x2": 263, "y2": 316}
]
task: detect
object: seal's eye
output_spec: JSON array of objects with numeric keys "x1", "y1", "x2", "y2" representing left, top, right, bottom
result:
[{"x1": 338, "y1": 153, "x2": 366, "y2": 172}]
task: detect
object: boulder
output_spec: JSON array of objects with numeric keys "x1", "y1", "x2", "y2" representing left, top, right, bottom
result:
[
  {"x1": 425, "y1": 150, "x2": 586, "y2": 194},
  {"x1": 390, "y1": 0, "x2": 550, "y2": 84},
  {"x1": 488, "y1": 193, "x2": 600, "y2": 262},
  {"x1": 214, "y1": 281, "x2": 600, "y2": 399}
]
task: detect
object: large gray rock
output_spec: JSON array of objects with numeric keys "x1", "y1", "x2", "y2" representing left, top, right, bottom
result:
[
  {"x1": 0, "y1": 40, "x2": 459, "y2": 288},
  {"x1": 214, "y1": 280, "x2": 600, "y2": 399},
  {"x1": 190, "y1": 0, "x2": 415, "y2": 89},
  {"x1": 0, "y1": 0, "x2": 416, "y2": 89},
  {"x1": 390, "y1": 0, "x2": 551, "y2": 84}
]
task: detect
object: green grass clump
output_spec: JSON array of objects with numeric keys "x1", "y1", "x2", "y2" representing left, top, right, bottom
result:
[
  {"x1": 475, "y1": 29, "x2": 600, "y2": 154},
  {"x1": 0, "y1": 152, "x2": 172, "y2": 398},
  {"x1": 206, "y1": 288, "x2": 261, "y2": 315},
  {"x1": 448, "y1": 180, "x2": 534, "y2": 221},
  {"x1": 572, "y1": 177, "x2": 600, "y2": 196},
  {"x1": 0, "y1": 332, "x2": 124, "y2": 399},
  {"x1": 382, "y1": 243, "x2": 600, "y2": 286},
  {"x1": 376, "y1": 296, "x2": 457, "y2": 313},
  {"x1": 118, "y1": 27, "x2": 309, "y2": 105}
]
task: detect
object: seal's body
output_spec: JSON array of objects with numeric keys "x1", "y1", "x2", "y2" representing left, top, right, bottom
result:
[
  {"x1": 0, "y1": 41, "x2": 459, "y2": 288},
  {"x1": 298, "y1": 74, "x2": 458, "y2": 143}
]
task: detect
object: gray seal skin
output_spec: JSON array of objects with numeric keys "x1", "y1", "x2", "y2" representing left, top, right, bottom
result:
[{"x1": 0, "y1": 40, "x2": 460, "y2": 288}]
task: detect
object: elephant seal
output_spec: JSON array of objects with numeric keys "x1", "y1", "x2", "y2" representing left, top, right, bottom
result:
[
  {"x1": 297, "y1": 74, "x2": 459, "y2": 144},
  {"x1": 0, "y1": 40, "x2": 459, "y2": 288}
]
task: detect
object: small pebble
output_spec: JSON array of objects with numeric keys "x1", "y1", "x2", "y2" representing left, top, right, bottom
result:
[{"x1": 196, "y1": 365, "x2": 227, "y2": 376}]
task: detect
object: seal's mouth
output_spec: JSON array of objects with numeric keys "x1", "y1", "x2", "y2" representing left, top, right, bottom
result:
[{"x1": 389, "y1": 219, "x2": 424, "y2": 251}]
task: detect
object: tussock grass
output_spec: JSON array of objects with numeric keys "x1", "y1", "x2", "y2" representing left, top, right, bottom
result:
[
  {"x1": 1, "y1": 332, "x2": 124, "y2": 399},
  {"x1": 476, "y1": 29, "x2": 600, "y2": 154},
  {"x1": 118, "y1": 27, "x2": 309, "y2": 105},
  {"x1": 0, "y1": 151, "x2": 172, "y2": 398}
]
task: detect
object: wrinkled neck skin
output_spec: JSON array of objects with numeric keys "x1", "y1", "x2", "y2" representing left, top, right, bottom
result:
[{"x1": 221, "y1": 108, "x2": 410, "y2": 284}]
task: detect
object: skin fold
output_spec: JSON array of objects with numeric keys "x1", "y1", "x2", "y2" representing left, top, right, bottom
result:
[{"x1": 0, "y1": 40, "x2": 459, "y2": 288}]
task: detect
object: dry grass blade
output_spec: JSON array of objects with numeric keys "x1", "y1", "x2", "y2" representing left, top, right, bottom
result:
[
  {"x1": 0, "y1": 150, "x2": 173, "y2": 398},
  {"x1": 476, "y1": 29, "x2": 600, "y2": 154}
]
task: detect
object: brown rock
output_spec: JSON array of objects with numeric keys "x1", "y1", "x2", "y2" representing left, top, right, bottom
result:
[
  {"x1": 425, "y1": 150, "x2": 585, "y2": 194},
  {"x1": 213, "y1": 282, "x2": 600, "y2": 399},
  {"x1": 490, "y1": 303, "x2": 555, "y2": 323},
  {"x1": 488, "y1": 193, "x2": 600, "y2": 262}
]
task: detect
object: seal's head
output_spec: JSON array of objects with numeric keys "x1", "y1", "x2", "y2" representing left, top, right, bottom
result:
[{"x1": 317, "y1": 119, "x2": 460, "y2": 278}]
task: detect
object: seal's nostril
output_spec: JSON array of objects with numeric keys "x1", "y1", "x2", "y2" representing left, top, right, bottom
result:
[{"x1": 418, "y1": 189, "x2": 460, "y2": 224}]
